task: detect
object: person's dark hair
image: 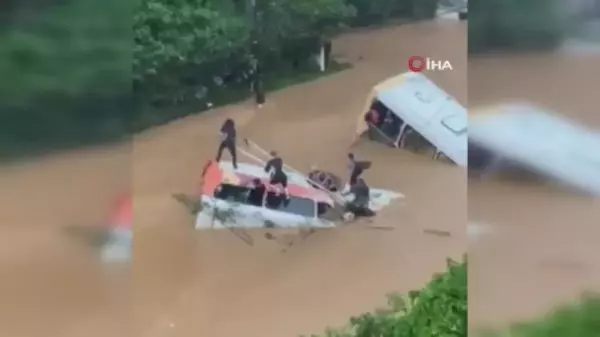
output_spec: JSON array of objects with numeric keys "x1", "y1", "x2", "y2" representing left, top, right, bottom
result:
[
  {"x1": 348, "y1": 153, "x2": 354, "y2": 159},
  {"x1": 223, "y1": 118, "x2": 235, "y2": 129},
  {"x1": 252, "y1": 178, "x2": 262, "y2": 185},
  {"x1": 270, "y1": 150, "x2": 278, "y2": 157}
]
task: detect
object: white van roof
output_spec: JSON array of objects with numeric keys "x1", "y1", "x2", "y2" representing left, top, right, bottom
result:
[
  {"x1": 469, "y1": 103, "x2": 600, "y2": 196},
  {"x1": 376, "y1": 72, "x2": 467, "y2": 166}
]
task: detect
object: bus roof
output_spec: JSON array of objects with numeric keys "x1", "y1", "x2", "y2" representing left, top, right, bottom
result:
[
  {"x1": 469, "y1": 103, "x2": 600, "y2": 195},
  {"x1": 201, "y1": 160, "x2": 334, "y2": 204}
]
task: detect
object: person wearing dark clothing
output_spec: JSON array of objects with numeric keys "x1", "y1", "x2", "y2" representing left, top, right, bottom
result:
[
  {"x1": 265, "y1": 151, "x2": 288, "y2": 191},
  {"x1": 381, "y1": 110, "x2": 398, "y2": 138},
  {"x1": 343, "y1": 178, "x2": 375, "y2": 217},
  {"x1": 246, "y1": 178, "x2": 266, "y2": 206},
  {"x1": 347, "y1": 153, "x2": 371, "y2": 186},
  {"x1": 323, "y1": 40, "x2": 332, "y2": 68},
  {"x1": 254, "y1": 65, "x2": 265, "y2": 106},
  {"x1": 255, "y1": 81, "x2": 265, "y2": 106},
  {"x1": 270, "y1": 170, "x2": 288, "y2": 189},
  {"x1": 264, "y1": 151, "x2": 283, "y2": 174},
  {"x1": 216, "y1": 118, "x2": 238, "y2": 169}
]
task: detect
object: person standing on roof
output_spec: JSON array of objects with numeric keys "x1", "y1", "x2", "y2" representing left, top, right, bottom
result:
[
  {"x1": 264, "y1": 151, "x2": 288, "y2": 197},
  {"x1": 264, "y1": 150, "x2": 283, "y2": 174},
  {"x1": 347, "y1": 152, "x2": 371, "y2": 187},
  {"x1": 216, "y1": 118, "x2": 238, "y2": 169}
]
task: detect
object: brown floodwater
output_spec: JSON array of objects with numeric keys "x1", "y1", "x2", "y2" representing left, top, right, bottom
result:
[
  {"x1": 0, "y1": 19, "x2": 467, "y2": 337},
  {"x1": 468, "y1": 52, "x2": 600, "y2": 330},
  {"x1": 2, "y1": 16, "x2": 596, "y2": 337},
  {"x1": 132, "y1": 19, "x2": 467, "y2": 337}
]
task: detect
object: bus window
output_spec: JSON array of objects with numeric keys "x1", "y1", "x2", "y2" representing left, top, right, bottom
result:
[
  {"x1": 214, "y1": 184, "x2": 250, "y2": 203},
  {"x1": 317, "y1": 202, "x2": 332, "y2": 216},
  {"x1": 246, "y1": 185, "x2": 266, "y2": 207},
  {"x1": 265, "y1": 192, "x2": 316, "y2": 218}
]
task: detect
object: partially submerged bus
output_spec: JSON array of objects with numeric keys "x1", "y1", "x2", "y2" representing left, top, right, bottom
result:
[
  {"x1": 469, "y1": 103, "x2": 600, "y2": 196},
  {"x1": 100, "y1": 194, "x2": 132, "y2": 262},
  {"x1": 198, "y1": 160, "x2": 338, "y2": 229},
  {"x1": 355, "y1": 72, "x2": 467, "y2": 167}
]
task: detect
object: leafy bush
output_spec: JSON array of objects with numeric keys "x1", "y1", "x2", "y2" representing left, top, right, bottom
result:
[
  {"x1": 468, "y1": 0, "x2": 567, "y2": 54},
  {"x1": 133, "y1": 0, "x2": 354, "y2": 106},
  {"x1": 482, "y1": 294, "x2": 600, "y2": 337},
  {"x1": 307, "y1": 258, "x2": 467, "y2": 337},
  {"x1": 133, "y1": 0, "x2": 440, "y2": 112},
  {"x1": 0, "y1": 0, "x2": 131, "y2": 158}
]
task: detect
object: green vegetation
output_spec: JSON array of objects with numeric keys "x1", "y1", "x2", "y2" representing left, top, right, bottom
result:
[
  {"x1": 482, "y1": 294, "x2": 600, "y2": 337},
  {"x1": 0, "y1": 0, "x2": 131, "y2": 158},
  {"x1": 1, "y1": 0, "x2": 438, "y2": 159},
  {"x1": 131, "y1": 0, "x2": 438, "y2": 126},
  {"x1": 468, "y1": 0, "x2": 568, "y2": 54},
  {"x1": 307, "y1": 259, "x2": 467, "y2": 337},
  {"x1": 305, "y1": 254, "x2": 596, "y2": 337}
]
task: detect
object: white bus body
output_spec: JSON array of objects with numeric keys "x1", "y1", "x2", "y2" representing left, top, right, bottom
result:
[
  {"x1": 469, "y1": 103, "x2": 600, "y2": 196},
  {"x1": 376, "y1": 72, "x2": 467, "y2": 166}
]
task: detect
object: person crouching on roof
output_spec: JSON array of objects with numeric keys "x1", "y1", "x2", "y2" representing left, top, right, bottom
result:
[
  {"x1": 264, "y1": 151, "x2": 289, "y2": 198},
  {"x1": 246, "y1": 178, "x2": 267, "y2": 206},
  {"x1": 216, "y1": 118, "x2": 238, "y2": 169},
  {"x1": 342, "y1": 178, "x2": 375, "y2": 217}
]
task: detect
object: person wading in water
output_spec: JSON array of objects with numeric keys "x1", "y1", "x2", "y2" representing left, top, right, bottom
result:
[{"x1": 216, "y1": 118, "x2": 238, "y2": 169}]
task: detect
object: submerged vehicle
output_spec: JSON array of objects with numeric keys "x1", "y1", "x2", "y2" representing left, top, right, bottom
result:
[
  {"x1": 469, "y1": 103, "x2": 600, "y2": 196},
  {"x1": 355, "y1": 72, "x2": 467, "y2": 167},
  {"x1": 100, "y1": 194, "x2": 132, "y2": 262},
  {"x1": 197, "y1": 160, "x2": 339, "y2": 229}
]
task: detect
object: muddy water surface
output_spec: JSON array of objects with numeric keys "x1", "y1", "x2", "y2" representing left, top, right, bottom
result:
[
  {"x1": 132, "y1": 20, "x2": 467, "y2": 337},
  {"x1": 0, "y1": 146, "x2": 132, "y2": 336},
  {"x1": 0, "y1": 19, "x2": 468, "y2": 337},
  {"x1": 3, "y1": 17, "x2": 597, "y2": 337},
  {"x1": 469, "y1": 53, "x2": 600, "y2": 330}
]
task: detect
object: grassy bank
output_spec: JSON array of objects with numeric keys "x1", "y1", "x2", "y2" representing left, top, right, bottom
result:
[
  {"x1": 134, "y1": 60, "x2": 351, "y2": 132},
  {"x1": 0, "y1": 60, "x2": 350, "y2": 162},
  {"x1": 309, "y1": 256, "x2": 597, "y2": 337},
  {"x1": 481, "y1": 294, "x2": 600, "y2": 337},
  {"x1": 2, "y1": 0, "x2": 442, "y2": 161},
  {"x1": 307, "y1": 259, "x2": 467, "y2": 337}
]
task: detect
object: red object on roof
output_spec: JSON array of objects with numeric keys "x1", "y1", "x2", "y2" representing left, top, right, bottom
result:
[{"x1": 108, "y1": 194, "x2": 132, "y2": 230}]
